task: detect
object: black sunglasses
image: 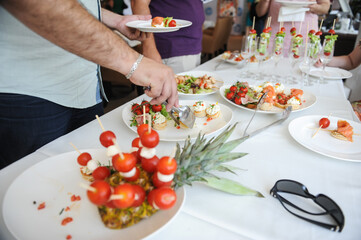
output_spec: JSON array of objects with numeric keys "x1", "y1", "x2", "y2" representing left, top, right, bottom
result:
[{"x1": 270, "y1": 179, "x2": 345, "y2": 232}]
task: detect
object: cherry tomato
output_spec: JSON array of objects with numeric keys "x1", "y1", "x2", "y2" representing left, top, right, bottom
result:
[
  {"x1": 112, "y1": 183, "x2": 135, "y2": 209},
  {"x1": 153, "y1": 187, "x2": 177, "y2": 210},
  {"x1": 267, "y1": 27, "x2": 272, "y2": 32},
  {"x1": 290, "y1": 27, "x2": 296, "y2": 33},
  {"x1": 131, "y1": 185, "x2": 146, "y2": 207},
  {"x1": 281, "y1": 27, "x2": 286, "y2": 32},
  {"x1": 296, "y1": 34, "x2": 303, "y2": 38},
  {"x1": 137, "y1": 123, "x2": 149, "y2": 137},
  {"x1": 92, "y1": 166, "x2": 110, "y2": 181},
  {"x1": 131, "y1": 103, "x2": 140, "y2": 112},
  {"x1": 229, "y1": 85, "x2": 237, "y2": 92},
  {"x1": 226, "y1": 92, "x2": 235, "y2": 100},
  {"x1": 157, "y1": 156, "x2": 177, "y2": 174},
  {"x1": 328, "y1": 29, "x2": 335, "y2": 35},
  {"x1": 124, "y1": 166, "x2": 140, "y2": 182},
  {"x1": 319, "y1": 118, "x2": 330, "y2": 128},
  {"x1": 112, "y1": 153, "x2": 137, "y2": 172},
  {"x1": 309, "y1": 29, "x2": 315, "y2": 35},
  {"x1": 99, "y1": 130, "x2": 116, "y2": 147},
  {"x1": 237, "y1": 91, "x2": 246, "y2": 98},
  {"x1": 324, "y1": 52, "x2": 331, "y2": 56},
  {"x1": 140, "y1": 129, "x2": 159, "y2": 148},
  {"x1": 147, "y1": 188, "x2": 157, "y2": 206},
  {"x1": 249, "y1": 29, "x2": 257, "y2": 34},
  {"x1": 132, "y1": 137, "x2": 141, "y2": 148},
  {"x1": 134, "y1": 108, "x2": 142, "y2": 115},
  {"x1": 87, "y1": 181, "x2": 111, "y2": 206},
  {"x1": 234, "y1": 95, "x2": 242, "y2": 105},
  {"x1": 105, "y1": 199, "x2": 117, "y2": 209},
  {"x1": 168, "y1": 20, "x2": 176, "y2": 27},
  {"x1": 142, "y1": 105, "x2": 150, "y2": 114},
  {"x1": 263, "y1": 28, "x2": 270, "y2": 33},
  {"x1": 152, "y1": 104, "x2": 162, "y2": 112},
  {"x1": 77, "y1": 152, "x2": 92, "y2": 166},
  {"x1": 152, "y1": 172, "x2": 172, "y2": 188},
  {"x1": 141, "y1": 155, "x2": 160, "y2": 173},
  {"x1": 141, "y1": 100, "x2": 150, "y2": 108},
  {"x1": 239, "y1": 86, "x2": 248, "y2": 93},
  {"x1": 315, "y1": 31, "x2": 322, "y2": 36}
]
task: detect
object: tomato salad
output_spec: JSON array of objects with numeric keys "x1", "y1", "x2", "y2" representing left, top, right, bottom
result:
[{"x1": 130, "y1": 100, "x2": 171, "y2": 129}]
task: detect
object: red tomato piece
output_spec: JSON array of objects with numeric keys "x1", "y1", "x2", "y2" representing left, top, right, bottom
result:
[
  {"x1": 328, "y1": 29, "x2": 335, "y2": 35},
  {"x1": 124, "y1": 166, "x2": 140, "y2": 182},
  {"x1": 132, "y1": 137, "x2": 141, "y2": 148},
  {"x1": 152, "y1": 104, "x2": 162, "y2": 112},
  {"x1": 249, "y1": 29, "x2": 257, "y2": 34},
  {"x1": 234, "y1": 95, "x2": 242, "y2": 105},
  {"x1": 131, "y1": 185, "x2": 146, "y2": 207},
  {"x1": 141, "y1": 155, "x2": 160, "y2": 173},
  {"x1": 66, "y1": 235, "x2": 72, "y2": 240},
  {"x1": 315, "y1": 31, "x2": 322, "y2": 36},
  {"x1": 99, "y1": 130, "x2": 116, "y2": 147},
  {"x1": 319, "y1": 118, "x2": 330, "y2": 128},
  {"x1": 92, "y1": 166, "x2": 111, "y2": 181},
  {"x1": 112, "y1": 183, "x2": 135, "y2": 209},
  {"x1": 309, "y1": 29, "x2": 316, "y2": 34},
  {"x1": 140, "y1": 129, "x2": 159, "y2": 148},
  {"x1": 37, "y1": 202, "x2": 46, "y2": 210},
  {"x1": 281, "y1": 27, "x2": 286, "y2": 32},
  {"x1": 147, "y1": 188, "x2": 157, "y2": 206},
  {"x1": 152, "y1": 172, "x2": 172, "y2": 188},
  {"x1": 157, "y1": 156, "x2": 177, "y2": 175},
  {"x1": 153, "y1": 187, "x2": 177, "y2": 210},
  {"x1": 229, "y1": 85, "x2": 237, "y2": 92},
  {"x1": 168, "y1": 20, "x2": 176, "y2": 27},
  {"x1": 87, "y1": 181, "x2": 111, "y2": 206},
  {"x1": 61, "y1": 217, "x2": 73, "y2": 226},
  {"x1": 226, "y1": 92, "x2": 235, "y2": 100},
  {"x1": 131, "y1": 103, "x2": 140, "y2": 112},
  {"x1": 112, "y1": 153, "x2": 137, "y2": 172},
  {"x1": 137, "y1": 123, "x2": 149, "y2": 137},
  {"x1": 77, "y1": 152, "x2": 92, "y2": 166}
]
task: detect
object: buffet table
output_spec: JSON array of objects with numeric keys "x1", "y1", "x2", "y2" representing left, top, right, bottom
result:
[{"x1": 1, "y1": 56, "x2": 360, "y2": 240}]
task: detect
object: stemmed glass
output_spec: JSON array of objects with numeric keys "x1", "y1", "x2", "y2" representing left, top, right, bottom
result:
[
  {"x1": 288, "y1": 35, "x2": 304, "y2": 85},
  {"x1": 272, "y1": 35, "x2": 285, "y2": 82},
  {"x1": 255, "y1": 35, "x2": 269, "y2": 80},
  {"x1": 305, "y1": 41, "x2": 321, "y2": 86},
  {"x1": 240, "y1": 35, "x2": 257, "y2": 76},
  {"x1": 319, "y1": 38, "x2": 335, "y2": 84}
]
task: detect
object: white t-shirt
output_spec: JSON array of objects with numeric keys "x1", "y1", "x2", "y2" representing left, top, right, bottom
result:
[{"x1": 0, "y1": 0, "x2": 102, "y2": 108}]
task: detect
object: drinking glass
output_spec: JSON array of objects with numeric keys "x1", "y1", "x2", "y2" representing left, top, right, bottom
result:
[
  {"x1": 272, "y1": 35, "x2": 285, "y2": 82},
  {"x1": 240, "y1": 35, "x2": 257, "y2": 77},
  {"x1": 319, "y1": 38, "x2": 335, "y2": 84},
  {"x1": 288, "y1": 36, "x2": 304, "y2": 85},
  {"x1": 305, "y1": 42, "x2": 321, "y2": 86},
  {"x1": 255, "y1": 35, "x2": 269, "y2": 80}
]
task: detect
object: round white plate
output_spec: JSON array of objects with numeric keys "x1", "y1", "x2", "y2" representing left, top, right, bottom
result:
[
  {"x1": 126, "y1": 19, "x2": 192, "y2": 33},
  {"x1": 2, "y1": 149, "x2": 185, "y2": 240},
  {"x1": 122, "y1": 100, "x2": 233, "y2": 141},
  {"x1": 289, "y1": 115, "x2": 361, "y2": 162},
  {"x1": 220, "y1": 85, "x2": 317, "y2": 114},
  {"x1": 176, "y1": 70, "x2": 224, "y2": 96},
  {"x1": 299, "y1": 64, "x2": 353, "y2": 80},
  {"x1": 276, "y1": 0, "x2": 315, "y2": 7},
  {"x1": 225, "y1": 58, "x2": 246, "y2": 66}
]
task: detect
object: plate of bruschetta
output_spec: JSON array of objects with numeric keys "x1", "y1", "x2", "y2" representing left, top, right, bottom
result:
[{"x1": 122, "y1": 99, "x2": 233, "y2": 141}]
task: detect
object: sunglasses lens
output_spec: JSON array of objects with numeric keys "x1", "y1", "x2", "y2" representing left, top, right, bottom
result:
[
  {"x1": 316, "y1": 195, "x2": 344, "y2": 228},
  {"x1": 276, "y1": 180, "x2": 309, "y2": 197}
]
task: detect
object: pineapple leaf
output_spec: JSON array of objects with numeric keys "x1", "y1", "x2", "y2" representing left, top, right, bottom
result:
[
  {"x1": 204, "y1": 177, "x2": 264, "y2": 197},
  {"x1": 214, "y1": 165, "x2": 237, "y2": 174},
  {"x1": 220, "y1": 164, "x2": 248, "y2": 172},
  {"x1": 218, "y1": 136, "x2": 249, "y2": 154}
]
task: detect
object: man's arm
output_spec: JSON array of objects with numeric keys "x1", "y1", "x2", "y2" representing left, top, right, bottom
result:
[
  {"x1": 131, "y1": 0, "x2": 163, "y2": 63},
  {"x1": 1, "y1": 0, "x2": 178, "y2": 108}
]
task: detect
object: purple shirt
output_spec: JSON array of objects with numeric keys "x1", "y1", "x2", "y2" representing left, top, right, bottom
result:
[{"x1": 149, "y1": 0, "x2": 205, "y2": 59}]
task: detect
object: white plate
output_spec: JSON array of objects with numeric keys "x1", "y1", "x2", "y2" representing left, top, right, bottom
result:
[
  {"x1": 126, "y1": 19, "x2": 192, "y2": 33},
  {"x1": 220, "y1": 85, "x2": 317, "y2": 114},
  {"x1": 2, "y1": 149, "x2": 185, "y2": 240},
  {"x1": 299, "y1": 64, "x2": 353, "y2": 80},
  {"x1": 276, "y1": 0, "x2": 315, "y2": 7},
  {"x1": 122, "y1": 100, "x2": 233, "y2": 141},
  {"x1": 176, "y1": 70, "x2": 224, "y2": 96},
  {"x1": 289, "y1": 115, "x2": 361, "y2": 162}
]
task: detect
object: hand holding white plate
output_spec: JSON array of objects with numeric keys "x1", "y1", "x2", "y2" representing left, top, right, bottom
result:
[{"x1": 126, "y1": 19, "x2": 192, "y2": 33}]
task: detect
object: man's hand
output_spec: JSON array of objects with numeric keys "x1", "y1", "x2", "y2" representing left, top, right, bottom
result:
[{"x1": 130, "y1": 57, "x2": 179, "y2": 111}]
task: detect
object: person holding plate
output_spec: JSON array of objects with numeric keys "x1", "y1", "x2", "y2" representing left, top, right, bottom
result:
[
  {"x1": 131, "y1": 0, "x2": 205, "y2": 74},
  {"x1": 0, "y1": 0, "x2": 179, "y2": 169}
]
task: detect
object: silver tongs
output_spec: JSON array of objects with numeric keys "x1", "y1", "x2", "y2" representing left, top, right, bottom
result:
[{"x1": 169, "y1": 105, "x2": 196, "y2": 129}]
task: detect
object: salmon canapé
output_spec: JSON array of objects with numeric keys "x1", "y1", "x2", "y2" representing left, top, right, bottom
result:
[{"x1": 336, "y1": 120, "x2": 354, "y2": 142}]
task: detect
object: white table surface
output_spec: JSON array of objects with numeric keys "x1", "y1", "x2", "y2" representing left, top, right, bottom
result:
[{"x1": 1, "y1": 56, "x2": 360, "y2": 240}]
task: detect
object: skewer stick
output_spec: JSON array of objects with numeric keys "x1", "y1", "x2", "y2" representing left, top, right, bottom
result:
[
  {"x1": 112, "y1": 138, "x2": 124, "y2": 159},
  {"x1": 304, "y1": 22, "x2": 309, "y2": 58},
  {"x1": 69, "y1": 142, "x2": 81, "y2": 154},
  {"x1": 143, "y1": 105, "x2": 146, "y2": 124},
  {"x1": 252, "y1": 16, "x2": 255, "y2": 30},
  {"x1": 309, "y1": 128, "x2": 361, "y2": 136},
  {"x1": 292, "y1": 21, "x2": 294, "y2": 27},
  {"x1": 332, "y1": 19, "x2": 336, "y2": 30},
  {"x1": 312, "y1": 113, "x2": 332, "y2": 138},
  {"x1": 298, "y1": 21, "x2": 303, "y2": 35},
  {"x1": 319, "y1": 19, "x2": 324, "y2": 31},
  {"x1": 79, "y1": 182, "x2": 96, "y2": 192},
  {"x1": 269, "y1": 17, "x2": 272, "y2": 28},
  {"x1": 95, "y1": 115, "x2": 105, "y2": 132},
  {"x1": 109, "y1": 194, "x2": 124, "y2": 200},
  {"x1": 148, "y1": 114, "x2": 152, "y2": 133}
]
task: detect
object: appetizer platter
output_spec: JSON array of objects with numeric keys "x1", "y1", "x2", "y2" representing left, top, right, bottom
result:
[
  {"x1": 122, "y1": 100, "x2": 232, "y2": 141},
  {"x1": 126, "y1": 17, "x2": 192, "y2": 33},
  {"x1": 2, "y1": 149, "x2": 185, "y2": 240},
  {"x1": 221, "y1": 51, "x2": 245, "y2": 65},
  {"x1": 220, "y1": 81, "x2": 316, "y2": 114},
  {"x1": 175, "y1": 71, "x2": 223, "y2": 96},
  {"x1": 299, "y1": 64, "x2": 352, "y2": 80},
  {"x1": 288, "y1": 115, "x2": 361, "y2": 162}
]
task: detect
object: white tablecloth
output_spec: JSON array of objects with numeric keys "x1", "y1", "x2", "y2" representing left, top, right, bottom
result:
[{"x1": 1, "y1": 57, "x2": 360, "y2": 240}]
